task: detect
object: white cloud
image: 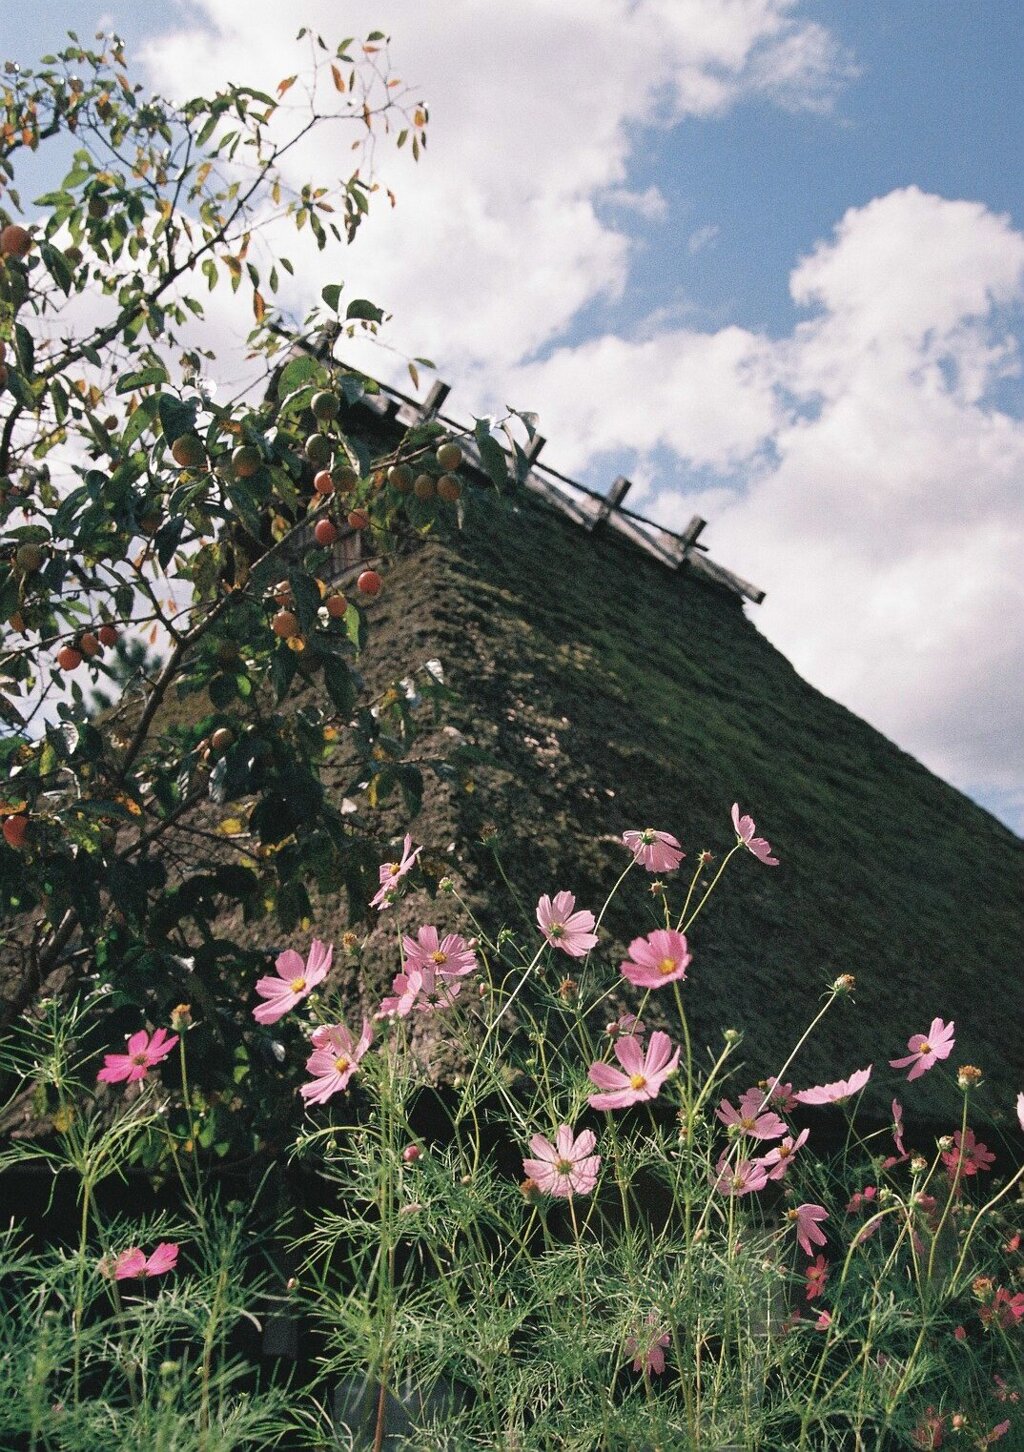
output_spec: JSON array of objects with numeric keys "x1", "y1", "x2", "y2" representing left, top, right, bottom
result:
[
  {"x1": 134, "y1": 6, "x2": 1023, "y2": 828},
  {"x1": 688, "y1": 223, "x2": 720, "y2": 254}
]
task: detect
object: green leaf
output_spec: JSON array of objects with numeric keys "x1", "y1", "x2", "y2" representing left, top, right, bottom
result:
[
  {"x1": 345, "y1": 298, "x2": 384, "y2": 323},
  {"x1": 321, "y1": 282, "x2": 342, "y2": 312},
  {"x1": 121, "y1": 394, "x2": 160, "y2": 450},
  {"x1": 39, "y1": 242, "x2": 74, "y2": 295},
  {"x1": 322, "y1": 655, "x2": 355, "y2": 717},
  {"x1": 116, "y1": 365, "x2": 168, "y2": 395},
  {"x1": 474, "y1": 418, "x2": 508, "y2": 490},
  {"x1": 276, "y1": 354, "x2": 319, "y2": 399},
  {"x1": 208, "y1": 673, "x2": 237, "y2": 709},
  {"x1": 270, "y1": 641, "x2": 298, "y2": 702},
  {"x1": 157, "y1": 393, "x2": 199, "y2": 445},
  {"x1": 289, "y1": 570, "x2": 321, "y2": 631},
  {"x1": 344, "y1": 602, "x2": 367, "y2": 655}
]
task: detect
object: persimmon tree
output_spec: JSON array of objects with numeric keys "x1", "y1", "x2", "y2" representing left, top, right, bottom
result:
[{"x1": 0, "y1": 27, "x2": 475, "y2": 1159}]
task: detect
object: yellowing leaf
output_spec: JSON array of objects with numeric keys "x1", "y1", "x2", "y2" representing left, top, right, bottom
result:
[
  {"x1": 277, "y1": 75, "x2": 296, "y2": 97},
  {"x1": 252, "y1": 289, "x2": 266, "y2": 322},
  {"x1": 331, "y1": 64, "x2": 346, "y2": 92},
  {"x1": 217, "y1": 817, "x2": 245, "y2": 836}
]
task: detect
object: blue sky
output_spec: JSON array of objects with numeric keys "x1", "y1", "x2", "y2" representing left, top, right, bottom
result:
[{"x1": 5, "y1": 2, "x2": 1023, "y2": 831}]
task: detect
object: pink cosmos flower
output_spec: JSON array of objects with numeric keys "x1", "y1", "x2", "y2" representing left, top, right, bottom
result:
[
  {"x1": 979, "y1": 1288, "x2": 1024, "y2": 1332},
  {"x1": 790, "y1": 1202, "x2": 828, "y2": 1257},
  {"x1": 402, "y1": 925, "x2": 477, "y2": 979},
  {"x1": 942, "y1": 1128, "x2": 995, "y2": 1181},
  {"x1": 253, "y1": 939, "x2": 332, "y2": 1025},
  {"x1": 912, "y1": 1407, "x2": 945, "y2": 1449},
  {"x1": 1016, "y1": 1092, "x2": 1023, "y2": 1133},
  {"x1": 97, "y1": 1027, "x2": 179, "y2": 1085},
  {"x1": 793, "y1": 1066, "x2": 873, "y2": 1105},
  {"x1": 846, "y1": 1185, "x2": 878, "y2": 1214},
  {"x1": 889, "y1": 1017, "x2": 955, "y2": 1081},
  {"x1": 370, "y1": 833, "x2": 422, "y2": 911},
  {"x1": 587, "y1": 1030, "x2": 680, "y2": 1111},
  {"x1": 755, "y1": 1126, "x2": 810, "y2": 1181},
  {"x1": 815, "y1": 1310, "x2": 832, "y2": 1332},
  {"x1": 731, "y1": 803, "x2": 779, "y2": 866},
  {"x1": 536, "y1": 891, "x2": 599, "y2": 958},
  {"x1": 300, "y1": 1019, "x2": 373, "y2": 1104},
  {"x1": 376, "y1": 969, "x2": 423, "y2": 1020},
  {"x1": 805, "y1": 1255, "x2": 828, "y2": 1301},
  {"x1": 522, "y1": 1124, "x2": 600, "y2": 1198},
  {"x1": 714, "y1": 1153, "x2": 769, "y2": 1197},
  {"x1": 624, "y1": 1312, "x2": 671, "y2": 1376},
  {"x1": 882, "y1": 1098, "x2": 910, "y2": 1169},
  {"x1": 620, "y1": 928, "x2": 691, "y2": 989},
  {"x1": 113, "y1": 1242, "x2": 179, "y2": 1280},
  {"x1": 606, "y1": 1013, "x2": 646, "y2": 1040},
  {"x1": 716, "y1": 1091, "x2": 788, "y2": 1142},
  {"x1": 762, "y1": 1077, "x2": 798, "y2": 1111},
  {"x1": 622, "y1": 828, "x2": 684, "y2": 874}
]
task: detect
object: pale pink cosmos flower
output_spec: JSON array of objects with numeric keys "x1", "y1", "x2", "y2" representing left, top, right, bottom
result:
[
  {"x1": 253, "y1": 938, "x2": 332, "y2": 1025},
  {"x1": 624, "y1": 1312, "x2": 671, "y2": 1376},
  {"x1": 1017, "y1": 1092, "x2": 1024, "y2": 1133},
  {"x1": 588, "y1": 1030, "x2": 680, "y2": 1111},
  {"x1": 402, "y1": 925, "x2": 477, "y2": 979},
  {"x1": 113, "y1": 1242, "x2": 179, "y2": 1280},
  {"x1": 620, "y1": 928, "x2": 691, "y2": 989},
  {"x1": 97, "y1": 1027, "x2": 179, "y2": 1085},
  {"x1": 889, "y1": 1017, "x2": 955, "y2": 1081},
  {"x1": 790, "y1": 1202, "x2": 829, "y2": 1257},
  {"x1": 731, "y1": 803, "x2": 779, "y2": 866},
  {"x1": 376, "y1": 969, "x2": 423, "y2": 1020},
  {"x1": 378, "y1": 966, "x2": 462, "y2": 1020},
  {"x1": 755, "y1": 1126, "x2": 810, "y2": 1181},
  {"x1": 622, "y1": 828, "x2": 684, "y2": 874},
  {"x1": 300, "y1": 1019, "x2": 373, "y2": 1104},
  {"x1": 370, "y1": 833, "x2": 422, "y2": 911},
  {"x1": 714, "y1": 1153, "x2": 769, "y2": 1197},
  {"x1": 716, "y1": 1095, "x2": 788, "y2": 1142},
  {"x1": 793, "y1": 1066, "x2": 873, "y2": 1105},
  {"x1": 815, "y1": 1309, "x2": 832, "y2": 1332},
  {"x1": 536, "y1": 892, "x2": 599, "y2": 958},
  {"x1": 522, "y1": 1124, "x2": 600, "y2": 1198}
]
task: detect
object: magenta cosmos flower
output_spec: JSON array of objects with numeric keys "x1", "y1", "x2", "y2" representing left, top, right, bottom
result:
[
  {"x1": 793, "y1": 1066, "x2": 873, "y2": 1105},
  {"x1": 370, "y1": 833, "x2": 422, "y2": 911},
  {"x1": 942, "y1": 1128, "x2": 995, "y2": 1181},
  {"x1": 620, "y1": 928, "x2": 691, "y2": 989},
  {"x1": 731, "y1": 803, "x2": 779, "y2": 866},
  {"x1": 625, "y1": 1312, "x2": 671, "y2": 1376},
  {"x1": 112, "y1": 1242, "x2": 179, "y2": 1280},
  {"x1": 790, "y1": 1202, "x2": 828, "y2": 1257},
  {"x1": 97, "y1": 1027, "x2": 179, "y2": 1085},
  {"x1": 402, "y1": 925, "x2": 477, "y2": 978},
  {"x1": 889, "y1": 1017, "x2": 955, "y2": 1082},
  {"x1": 622, "y1": 828, "x2": 684, "y2": 874},
  {"x1": 522, "y1": 1124, "x2": 601, "y2": 1198},
  {"x1": 536, "y1": 891, "x2": 599, "y2": 958},
  {"x1": 253, "y1": 939, "x2": 332, "y2": 1025},
  {"x1": 300, "y1": 1019, "x2": 373, "y2": 1105},
  {"x1": 587, "y1": 1030, "x2": 680, "y2": 1111}
]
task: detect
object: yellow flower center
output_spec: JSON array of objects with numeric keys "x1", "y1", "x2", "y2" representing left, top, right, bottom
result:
[
  {"x1": 555, "y1": 1157, "x2": 574, "y2": 1175},
  {"x1": 334, "y1": 1056, "x2": 350, "y2": 1073},
  {"x1": 548, "y1": 922, "x2": 565, "y2": 938},
  {"x1": 131, "y1": 1053, "x2": 149, "y2": 1066},
  {"x1": 919, "y1": 1041, "x2": 931, "y2": 1055},
  {"x1": 290, "y1": 977, "x2": 307, "y2": 994},
  {"x1": 741, "y1": 1116, "x2": 756, "y2": 1130},
  {"x1": 629, "y1": 1073, "x2": 647, "y2": 1091},
  {"x1": 778, "y1": 1143, "x2": 792, "y2": 1159},
  {"x1": 430, "y1": 950, "x2": 448, "y2": 964},
  {"x1": 658, "y1": 956, "x2": 677, "y2": 975}
]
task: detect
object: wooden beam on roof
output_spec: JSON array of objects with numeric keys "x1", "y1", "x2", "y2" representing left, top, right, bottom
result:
[
  {"x1": 594, "y1": 475, "x2": 633, "y2": 526},
  {"x1": 421, "y1": 379, "x2": 451, "y2": 419}
]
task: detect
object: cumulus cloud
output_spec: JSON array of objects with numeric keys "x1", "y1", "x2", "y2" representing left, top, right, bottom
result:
[{"x1": 135, "y1": 6, "x2": 1022, "y2": 829}]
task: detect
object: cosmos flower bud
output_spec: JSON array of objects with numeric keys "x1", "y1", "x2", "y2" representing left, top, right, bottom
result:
[
  {"x1": 170, "y1": 1003, "x2": 192, "y2": 1031},
  {"x1": 832, "y1": 974, "x2": 856, "y2": 994},
  {"x1": 957, "y1": 1064, "x2": 983, "y2": 1089}
]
